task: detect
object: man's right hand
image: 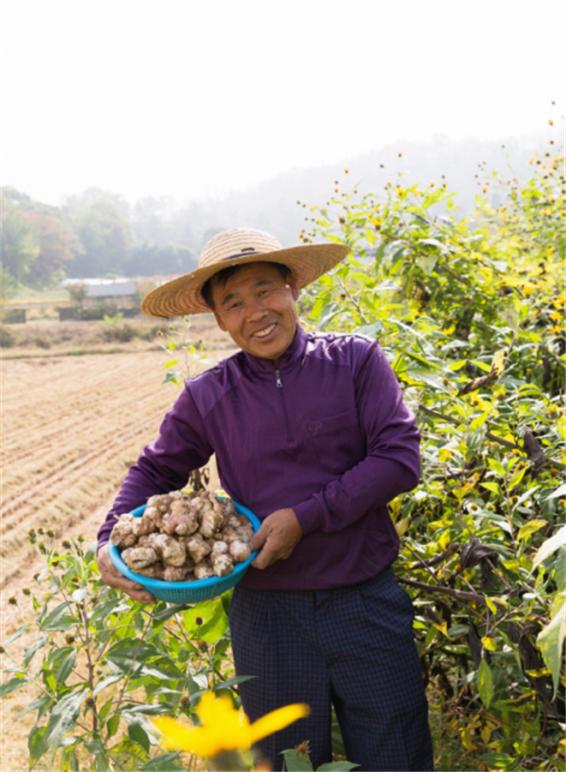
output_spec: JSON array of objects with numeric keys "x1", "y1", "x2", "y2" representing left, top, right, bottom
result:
[{"x1": 96, "y1": 543, "x2": 155, "y2": 604}]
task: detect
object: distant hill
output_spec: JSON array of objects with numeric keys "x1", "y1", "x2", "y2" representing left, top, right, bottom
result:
[{"x1": 177, "y1": 132, "x2": 546, "y2": 248}]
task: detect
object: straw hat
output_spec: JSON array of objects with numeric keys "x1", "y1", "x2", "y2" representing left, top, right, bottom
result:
[{"x1": 141, "y1": 228, "x2": 349, "y2": 318}]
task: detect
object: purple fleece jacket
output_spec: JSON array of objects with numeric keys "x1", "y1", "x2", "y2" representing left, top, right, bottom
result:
[{"x1": 97, "y1": 325, "x2": 420, "y2": 590}]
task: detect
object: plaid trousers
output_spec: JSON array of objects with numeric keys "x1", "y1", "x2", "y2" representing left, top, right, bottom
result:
[{"x1": 230, "y1": 567, "x2": 433, "y2": 771}]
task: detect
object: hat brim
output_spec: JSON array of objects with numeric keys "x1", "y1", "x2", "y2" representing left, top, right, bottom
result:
[{"x1": 141, "y1": 242, "x2": 350, "y2": 318}]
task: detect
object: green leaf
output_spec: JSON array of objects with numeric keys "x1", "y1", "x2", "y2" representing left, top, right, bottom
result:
[
  {"x1": 17, "y1": 694, "x2": 52, "y2": 720},
  {"x1": 106, "y1": 639, "x2": 163, "y2": 674},
  {"x1": 477, "y1": 658, "x2": 494, "y2": 708},
  {"x1": 508, "y1": 466, "x2": 527, "y2": 492},
  {"x1": 317, "y1": 763, "x2": 359, "y2": 771},
  {"x1": 197, "y1": 604, "x2": 229, "y2": 643},
  {"x1": 128, "y1": 722, "x2": 150, "y2": 753},
  {"x1": 93, "y1": 674, "x2": 123, "y2": 698},
  {"x1": 23, "y1": 634, "x2": 48, "y2": 667},
  {"x1": 554, "y1": 549, "x2": 566, "y2": 592},
  {"x1": 109, "y1": 736, "x2": 150, "y2": 765},
  {"x1": 487, "y1": 458, "x2": 506, "y2": 477},
  {"x1": 98, "y1": 697, "x2": 114, "y2": 724},
  {"x1": 40, "y1": 602, "x2": 79, "y2": 631},
  {"x1": 213, "y1": 675, "x2": 255, "y2": 692},
  {"x1": 354, "y1": 321, "x2": 383, "y2": 339},
  {"x1": 139, "y1": 655, "x2": 184, "y2": 681},
  {"x1": 0, "y1": 676, "x2": 27, "y2": 698},
  {"x1": 182, "y1": 597, "x2": 229, "y2": 644},
  {"x1": 139, "y1": 752, "x2": 183, "y2": 770},
  {"x1": 545, "y1": 482, "x2": 566, "y2": 501},
  {"x1": 55, "y1": 649, "x2": 77, "y2": 684},
  {"x1": 517, "y1": 519, "x2": 548, "y2": 542},
  {"x1": 281, "y1": 747, "x2": 314, "y2": 770},
  {"x1": 121, "y1": 702, "x2": 171, "y2": 717},
  {"x1": 62, "y1": 744, "x2": 80, "y2": 772},
  {"x1": 406, "y1": 369, "x2": 449, "y2": 391},
  {"x1": 151, "y1": 603, "x2": 191, "y2": 623},
  {"x1": 28, "y1": 725, "x2": 49, "y2": 764},
  {"x1": 536, "y1": 599, "x2": 566, "y2": 698},
  {"x1": 512, "y1": 485, "x2": 540, "y2": 511},
  {"x1": 4, "y1": 625, "x2": 29, "y2": 645},
  {"x1": 84, "y1": 738, "x2": 110, "y2": 771},
  {"x1": 106, "y1": 713, "x2": 120, "y2": 738},
  {"x1": 533, "y1": 525, "x2": 566, "y2": 568},
  {"x1": 44, "y1": 688, "x2": 88, "y2": 748}
]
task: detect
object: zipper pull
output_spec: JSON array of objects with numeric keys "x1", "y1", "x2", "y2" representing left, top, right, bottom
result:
[{"x1": 275, "y1": 369, "x2": 283, "y2": 388}]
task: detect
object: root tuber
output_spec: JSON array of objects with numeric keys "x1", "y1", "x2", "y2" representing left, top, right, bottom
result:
[{"x1": 110, "y1": 490, "x2": 255, "y2": 583}]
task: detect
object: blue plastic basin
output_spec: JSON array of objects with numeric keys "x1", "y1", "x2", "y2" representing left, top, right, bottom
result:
[{"x1": 109, "y1": 497, "x2": 260, "y2": 603}]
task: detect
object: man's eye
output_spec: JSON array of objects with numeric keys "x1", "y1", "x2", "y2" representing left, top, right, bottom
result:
[{"x1": 228, "y1": 301, "x2": 242, "y2": 311}]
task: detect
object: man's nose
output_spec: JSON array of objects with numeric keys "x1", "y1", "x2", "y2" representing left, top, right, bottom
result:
[{"x1": 245, "y1": 296, "x2": 269, "y2": 321}]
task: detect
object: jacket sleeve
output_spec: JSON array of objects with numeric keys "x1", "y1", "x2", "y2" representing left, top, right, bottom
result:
[
  {"x1": 96, "y1": 384, "x2": 213, "y2": 549},
  {"x1": 293, "y1": 339, "x2": 420, "y2": 535}
]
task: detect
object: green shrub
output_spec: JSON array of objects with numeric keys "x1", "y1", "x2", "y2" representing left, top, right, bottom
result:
[
  {"x1": 301, "y1": 147, "x2": 564, "y2": 768},
  {"x1": 1, "y1": 536, "x2": 239, "y2": 770}
]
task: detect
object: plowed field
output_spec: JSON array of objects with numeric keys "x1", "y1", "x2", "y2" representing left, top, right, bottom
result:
[{"x1": 0, "y1": 347, "x2": 224, "y2": 769}]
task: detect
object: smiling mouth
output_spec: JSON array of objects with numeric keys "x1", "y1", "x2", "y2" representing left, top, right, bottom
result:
[{"x1": 252, "y1": 323, "x2": 277, "y2": 339}]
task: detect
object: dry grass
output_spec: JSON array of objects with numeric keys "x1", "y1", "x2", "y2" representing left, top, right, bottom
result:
[{"x1": 0, "y1": 313, "x2": 227, "y2": 356}]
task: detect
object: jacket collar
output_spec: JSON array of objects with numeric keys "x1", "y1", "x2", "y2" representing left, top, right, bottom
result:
[{"x1": 242, "y1": 324, "x2": 308, "y2": 375}]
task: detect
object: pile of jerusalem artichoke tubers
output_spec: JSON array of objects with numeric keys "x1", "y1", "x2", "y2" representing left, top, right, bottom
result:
[{"x1": 110, "y1": 491, "x2": 253, "y2": 581}]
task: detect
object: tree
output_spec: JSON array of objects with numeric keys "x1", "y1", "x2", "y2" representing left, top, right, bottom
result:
[
  {"x1": 65, "y1": 195, "x2": 132, "y2": 277},
  {"x1": 21, "y1": 210, "x2": 76, "y2": 287},
  {"x1": 0, "y1": 194, "x2": 40, "y2": 284}
]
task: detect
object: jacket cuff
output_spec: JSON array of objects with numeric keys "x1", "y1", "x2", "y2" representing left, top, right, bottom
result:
[{"x1": 293, "y1": 497, "x2": 325, "y2": 536}]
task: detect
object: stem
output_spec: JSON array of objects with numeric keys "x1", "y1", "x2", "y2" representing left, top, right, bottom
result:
[
  {"x1": 337, "y1": 277, "x2": 370, "y2": 325},
  {"x1": 412, "y1": 544, "x2": 458, "y2": 568},
  {"x1": 399, "y1": 577, "x2": 484, "y2": 602},
  {"x1": 79, "y1": 601, "x2": 98, "y2": 735}
]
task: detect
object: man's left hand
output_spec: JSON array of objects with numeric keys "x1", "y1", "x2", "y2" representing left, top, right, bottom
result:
[{"x1": 250, "y1": 508, "x2": 303, "y2": 570}]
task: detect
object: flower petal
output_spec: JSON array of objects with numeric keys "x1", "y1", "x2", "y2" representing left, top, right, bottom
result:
[
  {"x1": 248, "y1": 703, "x2": 310, "y2": 745},
  {"x1": 152, "y1": 716, "x2": 220, "y2": 756}
]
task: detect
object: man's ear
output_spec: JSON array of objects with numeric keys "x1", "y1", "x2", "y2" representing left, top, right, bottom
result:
[{"x1": 287, "y1": 276, "x2": 300, "y2": 301}]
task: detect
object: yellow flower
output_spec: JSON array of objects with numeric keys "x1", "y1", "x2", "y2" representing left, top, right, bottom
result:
[{"x1": 153, "y1": 692, "x2": 310, "y2": 758}]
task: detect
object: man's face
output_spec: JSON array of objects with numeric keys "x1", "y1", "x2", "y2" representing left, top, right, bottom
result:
[{"x1": 211, "y1": 263, "x2": 299, "y2": 360}]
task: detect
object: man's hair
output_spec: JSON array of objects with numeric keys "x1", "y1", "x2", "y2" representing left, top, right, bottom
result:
[{"x1": 201, "y1": 261, "x2": 292, "y2": 309}]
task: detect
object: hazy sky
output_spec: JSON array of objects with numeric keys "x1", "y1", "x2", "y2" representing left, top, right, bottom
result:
[{"x1": 1, "y1": 0, "x2": 563, "y2": 206}]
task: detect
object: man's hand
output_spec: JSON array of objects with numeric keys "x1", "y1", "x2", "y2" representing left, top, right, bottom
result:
[
  {"x1": 96, "y1": 543, "x2": 155, "y2": 604},
  {"x1": 250, "y1": 508, "x2": 303, "y2": 570}
]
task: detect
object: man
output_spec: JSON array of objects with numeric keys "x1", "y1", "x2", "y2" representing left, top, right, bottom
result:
[{"x1": 96, "y1": 228, "x2": 433, "y2": 771}]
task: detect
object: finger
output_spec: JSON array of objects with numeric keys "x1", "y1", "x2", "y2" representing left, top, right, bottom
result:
[
  {"x1": 250, "y1": 525, "x2": 269, "y2": 552},
  {"x1": 113, "y1": 577, "x2": 154, "y2": 602},
  {"x1": 104, "y1": 572, "x2": 146, "y2": 595},
  {"x1": 128, "y1": 589, "x2": 155, "y2": 604},
  {"x1": 252, "y1": 543, "x2": 277, "y2": 570}
]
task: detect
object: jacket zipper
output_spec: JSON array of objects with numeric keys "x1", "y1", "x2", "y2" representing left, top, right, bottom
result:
[{"x1": 274, "y1": 367, "x2": 291, "y2": 441}]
